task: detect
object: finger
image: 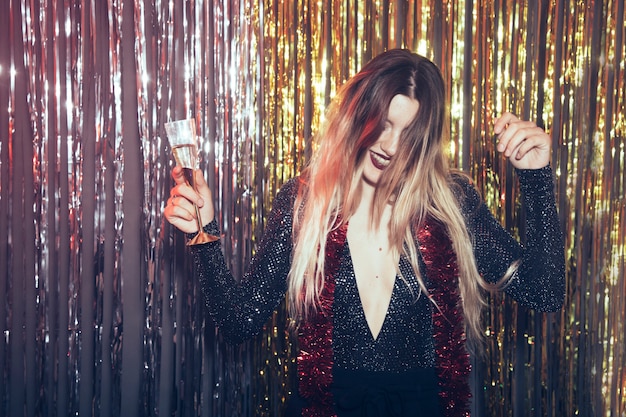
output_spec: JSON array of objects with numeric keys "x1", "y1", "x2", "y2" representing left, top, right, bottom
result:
[
  {"x1": 512, "y1": 133, "x2": 550, "y2": 161},
  {"x1": 193, "y1": 170, "x2": 211, "y2": 205},
  {"x1": 171, "y1": 166, "x2": 187, "y2": 185},
  {"x1": 169, "y1": 182, "x2": 199, "y2": 205},
  {"x1": 512, "y1": 138, "x2": 533, "y2": 161},
  {"x1": 169, "y1": 182, "x2": 185, "y2": 198},
  {"x1": 169, "y1": 169, "x2": 206, "y2": 207},
  {"x1": 193, "y1": 170, "x2": 216, "y2": 224},
  {"x1": 496, "y1": 121, "x2": 538, "y2": 157},
  {"x1": 493, "y1": 112, "x2": 518, "y2": 134},
  {"x1": 165, "y1": 211, "x2": 199, "y2": 234},
  {"x1": 166, "y1": 196, "x2": 197, "y2": 230},
  {"x1": 168, "y1": 194, "x2": 194, "y2": 214}
]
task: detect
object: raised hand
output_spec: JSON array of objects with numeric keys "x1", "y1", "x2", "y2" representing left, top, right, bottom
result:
[
  {"x1": 164, "y1": 167, "x2": 215, "y2": 236},
  {"x1": 494, "y1": 112, "x2": 551, "y2": 170}
]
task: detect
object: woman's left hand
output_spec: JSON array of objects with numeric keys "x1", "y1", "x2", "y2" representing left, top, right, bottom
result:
[{"x1": 494, "y1": 112, "x2": 551, "y2": 170}]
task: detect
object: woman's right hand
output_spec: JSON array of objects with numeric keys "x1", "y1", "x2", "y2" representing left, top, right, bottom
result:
[{"x1": 164, "y1": 167, "x2": 215, "y2": 234}]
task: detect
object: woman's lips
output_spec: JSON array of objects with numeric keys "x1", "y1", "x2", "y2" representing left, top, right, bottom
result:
[{"x1": 370, "y1": 150, "x2": 390, "y2": 170}]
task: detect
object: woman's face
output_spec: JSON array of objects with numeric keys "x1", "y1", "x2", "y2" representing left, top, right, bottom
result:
[{"x1": 361, "y1": 94, "x2": 420, "y2": 187}]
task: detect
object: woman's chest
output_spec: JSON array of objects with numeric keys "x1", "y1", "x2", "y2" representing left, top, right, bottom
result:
[{"x1": 332, "y1": 246, "x2": 436, "y2": 371}]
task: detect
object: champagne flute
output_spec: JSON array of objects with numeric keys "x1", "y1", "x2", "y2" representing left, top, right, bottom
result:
[{"x1": 164, "y1": 118, "x2": 218, "y2": 245}]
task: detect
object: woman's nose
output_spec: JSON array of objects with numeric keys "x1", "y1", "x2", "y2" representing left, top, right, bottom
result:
[{"x1": 379, "y1": 131, "x2": 400, "y2": 155}]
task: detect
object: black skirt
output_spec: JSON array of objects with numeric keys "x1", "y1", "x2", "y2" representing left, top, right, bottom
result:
[{"x1": 285, "y1": 367, "x2": 442, "y2": 417}]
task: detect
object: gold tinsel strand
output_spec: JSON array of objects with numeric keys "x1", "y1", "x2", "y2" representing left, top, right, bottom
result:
[{"x1": 0, "y1": 0, "x2": 623, "y2": 416}]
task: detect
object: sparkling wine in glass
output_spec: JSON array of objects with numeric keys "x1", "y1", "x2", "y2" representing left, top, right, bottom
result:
[{"x1": 164, "y1": 118, "x2": 218, "y2": 245}]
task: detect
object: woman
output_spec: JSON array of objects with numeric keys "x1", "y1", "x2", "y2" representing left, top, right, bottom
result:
[{"x1": 164, "y1": 49, "x2": 565, "y2": 417}]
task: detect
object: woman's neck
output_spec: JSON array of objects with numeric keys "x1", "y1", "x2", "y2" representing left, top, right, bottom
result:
[{"x1": 351, "y1": 183, "x2": 391, "y2": 233}]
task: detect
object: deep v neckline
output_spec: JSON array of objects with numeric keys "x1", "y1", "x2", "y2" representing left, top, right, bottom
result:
[{"x1": 345, "y1": 238, "x2": 398, "y2": 341}]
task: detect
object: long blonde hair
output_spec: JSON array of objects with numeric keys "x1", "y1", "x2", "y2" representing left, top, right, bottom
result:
[{"x1": 288, "y1": 49, "x2": 501, "y2": 346}]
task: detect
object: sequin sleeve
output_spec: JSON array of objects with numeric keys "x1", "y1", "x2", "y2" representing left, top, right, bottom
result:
[
  {"x1": 188, "y1": 178, "x2": 299, "y2": 344},
  {"x1": 455, "y1": 166, "x2": 565, "y2": 311}
]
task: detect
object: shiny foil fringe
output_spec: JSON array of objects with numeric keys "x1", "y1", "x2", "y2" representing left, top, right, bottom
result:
[{"x1": 0, "y1": 0, "x2": 624, "y2": 416}]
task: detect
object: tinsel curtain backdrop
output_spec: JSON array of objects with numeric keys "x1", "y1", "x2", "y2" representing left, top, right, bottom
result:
[{"x1": 0, "y1": 0, "x2": 624, "y2": 416}]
